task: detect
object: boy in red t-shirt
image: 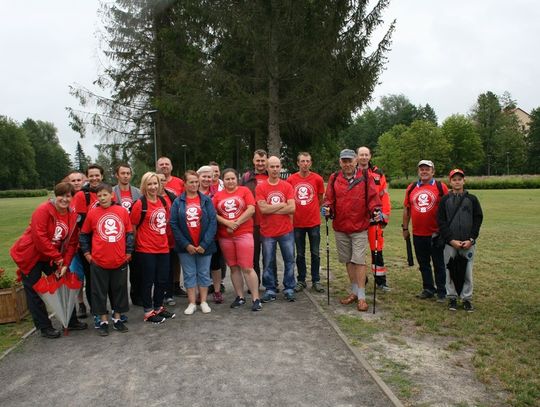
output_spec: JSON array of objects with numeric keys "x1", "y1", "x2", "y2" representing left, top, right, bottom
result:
[{"x1": 80, "y1": 183, "x2": 134, "y2": 336}]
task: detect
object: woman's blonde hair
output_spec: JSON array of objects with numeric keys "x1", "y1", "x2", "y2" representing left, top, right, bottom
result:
[{"x1": 139, "y1": 172, "x2": 160, "y2": 196}]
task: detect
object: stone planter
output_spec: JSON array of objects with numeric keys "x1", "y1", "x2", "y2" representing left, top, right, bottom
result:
[{"x1": 0, "y1": 284, "x2": 29, "y2": 324}]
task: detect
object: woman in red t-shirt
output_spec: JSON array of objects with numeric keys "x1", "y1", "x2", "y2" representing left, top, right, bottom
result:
[
  {"x1": 130, "y1": 172, "x2": 175, "y2": 324},
  {"x1": 213, "y1": 169, "x2": 261, "y2": 311}
]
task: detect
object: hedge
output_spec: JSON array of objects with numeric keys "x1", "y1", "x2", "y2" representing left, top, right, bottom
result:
[
  {"x1": 0, "y1": 189, "x2": 49, "y2": 198},
  {"x1": 389, "y1": 175, "x2": 540, "y2": 190}
]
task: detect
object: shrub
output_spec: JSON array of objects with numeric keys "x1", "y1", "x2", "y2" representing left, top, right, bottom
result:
[
  {"x1": 389, "y1": 175, "x2": 540, "y2": 190},
  {"x1": 0, "y1": 189, "x2": 48, "y2": 198},
  {"x1": 0, "y1": 268, "x2": 17, "y2": 289}
]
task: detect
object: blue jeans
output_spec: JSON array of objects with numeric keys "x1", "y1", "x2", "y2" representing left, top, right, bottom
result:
[
  {"x1": 294, "y1": 226, "x2": 321, "y2": 283},
  {"x1": 262, "y1": 231, "x2": 296, "y2": 294},
  {"x1": 413, "y1": 235, "x2": 446, "y2": 298},
  {"x1": 178, "y1": 253, "x2": 212, "y2": 289}
]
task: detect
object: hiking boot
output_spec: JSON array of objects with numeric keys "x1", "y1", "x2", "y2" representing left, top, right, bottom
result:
[
  {"x1": 340, "y1": 293, "x2": 358, "y2": 305},
  {"x1": 164, "y1": 297, "x2": 176, "y2": 306},
  {"x1": 261, "y1": 292, "x2": 276, "y2": 303},
  {"x1": 184, "y1": 303, "x2": 197, "y2": 315},
  {"x1": 113, "y1": 320, "x2": 128, "y2": 333},
  {"x1": 213, "y1": 291, "x2": 224, "y2": 304},
  {"x1": 376, "y1": 284, "x2": 391, "y2": 293},
  {"x1": 463, "y1": 300, "x2": 474, "y2": 312},
  {"x1": 40, "y1": 327, "x2": 61, "y2": 339},
  {"x1": 67, "y1": 320, "x2": 88, "y2": 331},
  {"x1": 416, "y1": 290, "x2": 434, "y2": 299},
  {"x1": 156, "y1": 307, "x2": 176, "y2": 319},
  {"x1": 294, "y1": 281, "x2": 307, "y2": 292},
  {"x1": 312, "y1": 282, "x2": 325, "y2": 293},
  {"x1": 77, "y1": 302, "x2": 87, "y2": 319},
  {"x1": 98, "y1": 322, "x2": 109, "y2": 336},
  {"x1": 200, "y1": 301, "x2": 212, "y2": 314},
  {"x1": 251, "y1": 299, "x2": 262, "y2": 311},
  {"x1": 448, "y1": 298, "x2": 458, "y2": 311},
  {"x1": 230, "y1": 296, "x2": 246, "y2": 308},
  {"x1": 284, "y1": 292, "x2": 296, "y2": 302},
  {"x1": 144, "y1": 310, "x2": 165, "y2": 324},
  {"x1": 357, "y1": 299, "x2": 369, "y2": 312}
]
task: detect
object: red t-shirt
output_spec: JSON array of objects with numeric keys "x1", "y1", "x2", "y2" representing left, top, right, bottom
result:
[
  {"x1": 130, "y1": 197, "x2": 170, "y2": 253},
  {"x1": 164, "y1": 176, "x2": 184, "y2": 196},
  {"x1": 185, "y1": 195, "x2": 202, "y2": 247},
  {"x1": 253, "y1": 173, "x2": 269, "y2": 226},
  {"x1": 119, "y1": 189, "x2": 134, "y2": 212},
  {"x1": 287, "y1": 172, "x2": 325, "y2": 228},
  {"x1": 52, "y1": 212, "x2": 70, "y2": 248},
  {"x1": 255, "y1": 180, "x2": 294, "y2": 238},
  {"x1": 404, "y1": 181, "x2": 448, "y2": 236},
  {"x1": 213, "y1": 186, "x2": 255, "y2": 238},
  {"x1": 72, "y1": 190, "x2": 99, "y2": 214},
  {"x1": 81, "y1": 205, "x2": 132, "y2": 269}
]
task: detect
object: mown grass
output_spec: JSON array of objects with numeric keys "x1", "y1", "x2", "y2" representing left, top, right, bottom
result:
[{"x1": 325, "y1": 189, "x2": 540, "y2": 407}]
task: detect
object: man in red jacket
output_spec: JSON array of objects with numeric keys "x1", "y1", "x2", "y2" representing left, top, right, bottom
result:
[{"x1": 322, "y1": 149, "x2": 382, "y2": 312}]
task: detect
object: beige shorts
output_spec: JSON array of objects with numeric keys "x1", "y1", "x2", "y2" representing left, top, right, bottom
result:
[{"x1": 334, "y1": 230, "x2": 368, "y2": 265}]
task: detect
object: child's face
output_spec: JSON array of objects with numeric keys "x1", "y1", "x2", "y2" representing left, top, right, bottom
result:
[
  {"x1": 97, "y1": 190, "x2": 113, "y2": 208},
  {"x1": 450, "y1": 175, "x2": 465, "y2": 191}
]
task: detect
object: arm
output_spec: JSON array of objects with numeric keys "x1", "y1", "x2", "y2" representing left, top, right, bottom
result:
[
  {"x1": 169, "y1": 198, "x2": 192, "y2": 250},
  {"x1": 199, "y1": 199, "x2": 218, "y2": 251},
  {"x1": 402, "y1": 187, "x2": 411, "y2": 240},
  {"x1": 30, "y1": 206, "x2": 63, "y2": 264},
  {"x1": 257, "y1": 199, "x2": 286, "y2": 214},
  {"x1": 274, "y1": 199, "x2": 295, "y2": 215}
]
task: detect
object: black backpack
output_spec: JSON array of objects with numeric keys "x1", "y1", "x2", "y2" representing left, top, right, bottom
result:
[{"x1": 136, "y1": 195, "x2": 169, "y2": 226}]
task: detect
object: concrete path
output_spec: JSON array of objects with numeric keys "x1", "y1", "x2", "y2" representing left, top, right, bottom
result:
[{"x1": 0, "y1": 288, "x2": 397, "y2": 407}]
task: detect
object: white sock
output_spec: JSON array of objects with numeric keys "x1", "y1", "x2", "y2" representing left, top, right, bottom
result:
[
  {"x1": 357, "y1": 287, "x2": 366, "y2": 299},
  {"x1": 352, "y1": 283, "x2": 359, "y2": 295}
]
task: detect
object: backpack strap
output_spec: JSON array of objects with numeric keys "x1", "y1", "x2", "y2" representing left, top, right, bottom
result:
[
  {"x1": 435, "y1": 180, "x2": 444, "y2": 197},
  {"x1": 137, "y1": 195, "x2": 168, "y2": 226}
]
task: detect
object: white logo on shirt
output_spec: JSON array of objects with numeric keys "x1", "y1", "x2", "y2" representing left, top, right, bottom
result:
[{"x1": 97, "y1": 214, "x2": 125, "y2": 242}]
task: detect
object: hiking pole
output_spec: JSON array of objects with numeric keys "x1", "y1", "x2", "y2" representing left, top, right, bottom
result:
[
  {"x1": 325, "y1": 217, "x2": 330, "y2": 305},
  {"x1": 373, "y1": 225, "x2": 378, "y2": 314}
]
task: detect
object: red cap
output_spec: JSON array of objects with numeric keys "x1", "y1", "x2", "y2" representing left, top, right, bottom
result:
[{"x1": 449, "y1": 168, "x2": 465, "y2": 178}]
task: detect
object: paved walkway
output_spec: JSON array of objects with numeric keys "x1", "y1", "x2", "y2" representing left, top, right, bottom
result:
[{"x1": 0, "y1": 287, "x2": 397, "y2": 407}]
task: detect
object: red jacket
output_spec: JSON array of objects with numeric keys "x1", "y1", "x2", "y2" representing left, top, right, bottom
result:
[
  {"x1": 323, "y1": 169, "x2": 381, "y2": 234},
  {"x1": 10, "y1": 200, "x2": 79, "y2": 278}
]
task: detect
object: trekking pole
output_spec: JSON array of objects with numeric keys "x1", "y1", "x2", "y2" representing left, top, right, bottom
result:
[
  {"x1": 325, "y1": 217, "x2": 330, "y2": 305},
  {"x1": 373, "y1": 225, "x2": 378, "y2": 314}
]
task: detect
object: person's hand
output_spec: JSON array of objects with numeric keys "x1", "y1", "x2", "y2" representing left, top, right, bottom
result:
[
  {"x1": 55, "y1": 265, "x2": 68, "y2": 278},
  {"x1": 54, "y1": 259, "x2": 64, "y2": 268},
  {"x1": 186, "y1": 244, "x2": 197, "y2": 255},
  {"x1": 195, "y1": 246, "x2": 205, "y2": 255},
  {"x1": 84, "y1": 253, "x2": 92, "y2": 263},
  {"x1": 402, "y1": 229, "x2": 410, "y2": 240},
  {"x1": 125, "y1": 254, "x2": 132, "y2": 263},
  {"x1": 321, "y1": 206, "x2": 331, "y2": 218},
  {"x1": 461, "y1": 240, "x2": 473, "y2": 250},
  {"x1": 450, "y1": 240, "x2": 462, "y2": 249}
]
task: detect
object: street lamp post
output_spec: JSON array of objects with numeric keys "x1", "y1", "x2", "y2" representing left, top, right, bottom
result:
[
  {"x1": 182, "y1": 144, "x2": 187, "y2": 172},
  {"x1": 146, "y1": 110, "x2": 159, "y2": 166},
  {"x1": 506, "y1": 151, "x2": 510, "y2": 175}
]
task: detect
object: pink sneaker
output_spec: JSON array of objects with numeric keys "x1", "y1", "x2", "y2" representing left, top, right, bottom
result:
[{"x1": 213, "y1": 291, "x2": 224, "y2": 304}]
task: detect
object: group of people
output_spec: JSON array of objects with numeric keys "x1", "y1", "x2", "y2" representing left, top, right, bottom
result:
[{"x1": 10, "y1": 146, "x2": 483, "y2": 339}]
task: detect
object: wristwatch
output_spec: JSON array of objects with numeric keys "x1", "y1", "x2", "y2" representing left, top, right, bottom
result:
[{"x1": 401, "y1": 224, "x2": 408, "y2": 231}]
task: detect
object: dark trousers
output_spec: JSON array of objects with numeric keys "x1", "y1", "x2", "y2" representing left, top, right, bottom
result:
[
  {"x1": 413, "y1": 235, "x2": 446, "y2": 298},
  {"x1": 22, "y1": 261, "x2": 77, "y2": 330},
  {"x1": 78, "y1": 249, "x2": 93, "y2": 311},
  {"x1": 90, "y1": 263, "x2": 129, "y2": 316},
  {"x1": 163, "y1": 249, "x2": 176, "y2": 299},
  {"x1": 294, "y1": 226, "x2": 321, "y2": 283},
  {"x1": 129, "y1": 254, "x2": 143, "y2": 306},
  {"x1": 137, "y1": 252, "x2": 170, "y2": 312},
  {"x1": 370, "y1": 250, "x2": 387, "y2": 286}
]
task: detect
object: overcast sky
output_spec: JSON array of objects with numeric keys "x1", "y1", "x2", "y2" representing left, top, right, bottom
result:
[{"x1": 1, "y1": 1, "x2": 539, "y2": 162}]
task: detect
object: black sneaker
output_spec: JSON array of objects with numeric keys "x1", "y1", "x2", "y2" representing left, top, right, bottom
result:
[
  {"x1": 68, "y1": 320, "x2": 88, "y2": 331},
  {"x1": 77, "y1": 302, "x2": 87, "y2": 319},
  {"x1": 284, "y1": 292, "x2": 296, "y2": 302},
  {"x1": 251, "y1": 299, "x2": 262, "y2": 311},
  {"x1": 261, "y1": 292, "x2": 276, "y2": 303},
  {"x1": 294, "y1": 281, "x2": 307, "y2": 292},
  {"x1": 113, "y1": 320, "x2": 128, "y2": 333},
  {"x1": 98, "y1": 322, "x2": 109, "y2": 336},
  {"x1": 448, "y1": 298, "x2": 458, "y2": 311},
  {"x1": 230, "y1": 296, "x2": 246, "y2": 308},
  {"x1": 416, "y1": 290, "x2": 434, "y2": 299},
  {"x1": 144, "y1": 311, "x2": 166, "y2": 324},
  {"x1": 157, "y1": 307, "x2": 176, "y2": 319},
  {"x1": 40, "y1": 327, "x2": 61, "y2": 339},
  {"x1": 463, "y1": 300, "x2": 474, "y2": 312}
]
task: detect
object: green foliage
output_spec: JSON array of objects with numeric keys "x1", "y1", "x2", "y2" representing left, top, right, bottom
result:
[
  {"x1": 373, "y1": 124, "x2": 408, "y2": 178},
  {"x1": 491, "y1": 113, "x2": 527, "y2": 175},
  {"x1": 527, "y1": 107, "x2": 540, "y2": 173},
  {"x1": 441, "y1": 114, "x2": 484, "y2": 174},
  {"x1": 0, "y1": 189, "x2": 49, "y2": 198},
  {"x1": 0, "y1": 268, "x2": 16, "y2": 289}
]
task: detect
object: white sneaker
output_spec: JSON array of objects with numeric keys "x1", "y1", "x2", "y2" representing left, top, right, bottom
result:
[
  {"x1": 184, "y1": 303, "x2": 197, "y2": 315},
  {"x1": 164, "y1": 297, "x2": 176, "y2": 306},
  {"x1": 200, "y1": 301, "x2": 211, "y2": 314}
]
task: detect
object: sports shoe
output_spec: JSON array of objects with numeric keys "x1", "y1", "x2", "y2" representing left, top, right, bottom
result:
[
  {"x1": 294, "y1": 281, "x2": 307, "y2": 292},
  {"x1": 436, "y1": 295, "x2": 446, "y2": 303},
  {"x1": 340, "y1": 293, "x2": 358, "y2": 305},
  {"x1": 448, "y1": 298, "x2": 458, "y2": 311},
  {"x1": 463, "y1": 300, "x2": 474, "y2": 312},
  {"x1": 156, "y1": 307, "x2": 176, "y2": 319},
  {"x1": 164, "y1": 297, "x2": 176, "y2": 306},
  {"x1": 94, "y1": 315, "x2": 101, "y2": 329},
  {"x1": 200, "y1": 301, "x2": 211, "y2": 314},
  {"x1": 261, "y1": 292, "x2": 276, "y2": 303},
  {"x1": 312, "y1": 282, "x2": 325, "y2": 293},
  {"x1": 144, "y1": 310, "x2": 165, "y2": 324},
  {"x1": 40, "y1": 327, "x2": 61, "y2": 339},
  {"x1": 416, "y1": 290, "x2": 434, "y2": 299},
  {"x1": 284, "y1": 292, "x2": 296, "y2": 302},
  {"x1": 230, "y1": 296, "x2": 246, "y2": 308},
  {"x1": 77, "y1": 302, "x2": 87, "y2": 319},
  {"x1": 67, "y1": 320, "x2": 88, "y2": 331},
  {"x1": 184, "y1": 303, "x2": 197, "y2": 315},
  {"x1": 357, "y1": 299, "x2": 369, "y2": 312},
  {"x1": 376, "y1": 284, "x2": 391, "y2": 293},
  {"x1": 98, "y1": 322, "x2": 109, "y2": 336},
  {"x1": 251, "y1": 299, "x2": 262, "y2": 311},
  {"x1": 111, "y1": 311, "x2": 128, "y2": 323},
  {"x1": 213, "y1": 291, "x2": 224, "y2": 304},
  {"x1": 113, "y1": 319, "x2": 128, "y2": 333}
]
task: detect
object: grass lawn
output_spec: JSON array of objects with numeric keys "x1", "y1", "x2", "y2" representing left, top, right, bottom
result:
[{"x1": 326, "y1": 189, "x2": 540, "y2": 407}]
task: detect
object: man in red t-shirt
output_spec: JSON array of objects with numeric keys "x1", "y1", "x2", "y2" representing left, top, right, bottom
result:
[
  {"x1": 256, "y1": 156, "x2": 296, "y2": 302},
  {"x1": 402, "y1": 160, "x2": 448, "y2": 301},
  {"x1": 157, "y1": 156, "x2": 184, "y2": 196},
  {"x1": 112, "y1": 163, "x2": 142, "y2": 212},
  {"x1": 287, "y1": 152, "x2": 325, "y2": 293}
]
